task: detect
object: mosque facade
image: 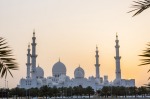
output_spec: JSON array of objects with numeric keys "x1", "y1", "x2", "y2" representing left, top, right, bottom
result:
[{"x1": 17, "y1": 32, "x2": 135, "y2": 90}]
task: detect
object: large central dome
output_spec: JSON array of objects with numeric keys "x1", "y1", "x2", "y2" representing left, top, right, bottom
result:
[{"x1": 52, "y1": 60, "x2": 66, "y2": 77}]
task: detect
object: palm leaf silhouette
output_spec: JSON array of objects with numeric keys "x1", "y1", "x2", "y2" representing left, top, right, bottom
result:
[
  {"x1": 139, "y1": 42, "x2": 150, "y2": 80},
  {"x1": 0, "y1": 37, "x2": 18, "y2": 78},
  {"x1": 129, "y1": 0, "x2": 150, "y2": 16}
]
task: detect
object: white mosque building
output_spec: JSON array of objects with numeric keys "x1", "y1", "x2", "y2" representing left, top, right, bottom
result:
[{"x1": 17, "y1": 32, "x2": 135, "y2": 90}]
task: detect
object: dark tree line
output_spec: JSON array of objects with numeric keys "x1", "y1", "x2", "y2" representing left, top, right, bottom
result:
[
  {"x1": 97, "y1": 86, "x2": 150, "y2": 98},
  {"x1": 1, "y1": 85, "x2": 150, "y2": 99},
  {"x1": 0, "y1": 85, "x2": 94, "y2": 99}
]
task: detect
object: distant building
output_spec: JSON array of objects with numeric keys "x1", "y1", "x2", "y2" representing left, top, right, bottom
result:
[{"x1": 17, "y1": 32, "x2": 135, "y2": 90}]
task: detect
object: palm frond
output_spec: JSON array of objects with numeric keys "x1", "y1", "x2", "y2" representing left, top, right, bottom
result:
[
  {"x1": 0, "y1": 37, "x2": 18, "y2": 78},
  {"x1": 139, "y1": 42, "x2": 150, "y2": 63},
  {"x1": 139, "y1": 42, "x2": 150, "y2": 80},
  {"x1": 128, "y1": 0, "x2": 150, "y2": 17},
  {"x1": 144, "y1": 82, "x2": 150, "y2": 88}
]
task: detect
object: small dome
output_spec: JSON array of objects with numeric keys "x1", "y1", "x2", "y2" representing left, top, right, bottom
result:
[
  {"x1": 58, "y1": 74, "x2": 66, "y2": 84},
  {"x1": 59, "y1": 74, "x2": 66, "y2": 80},
  {"x1": 47, "y1": 79, "x2": 52, "y2": 84},
  {"x1": 52, "y1": 60, "x2": 66, "y2": 77},
  {"x1": 74, "y1": 66, "x2": 85, "y2": 78},
  {"x1": 95, "y1": 78, "x2": 100, "y2": 84},
  {"x1": 37, "y1": 78, "x2": 43, "y2": 85},
  {"x1": 20, "y1": 78, "x2": 25, "y2": 84},
  {"x1": 65, "y1": 76, "x2": 70, "y2": 81},
  {"x1": 36, "y1": 66, "x2": 44, "y2": 78},
  {"x1": 21, "y1": 78, "x2": 25, "y2": 80},
  {"x1": 113, "y1": 79, "x2": 121, "y2": 85}
]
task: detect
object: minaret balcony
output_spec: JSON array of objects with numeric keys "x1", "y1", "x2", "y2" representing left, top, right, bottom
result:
[
  {"x1": 95, "y1": 55, "x2": 99, "y2": 57},
  {"x1": 31, "y1": 55, "x2": 37, "y2": 57},
  {"x1": 114, "y1": 56, "x2": 121, "y2": 59},
  {"x1": 95, "y1": 64, "x2": 100, "y2": 67},
  {"x1": 31, "y1": 70, "x2": 36, "y2": 73},
  {"x1": 115, "y1": 45, "x2": 120, "y2": 48},
  {"x1": 26, "y1": 63, "x2": 31, "y2": 65},
  {"x1": 31, "y1": 43, "x2": 37, "y2": 46}
]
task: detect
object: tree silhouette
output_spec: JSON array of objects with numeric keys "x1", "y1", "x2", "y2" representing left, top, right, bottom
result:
[
  {"x1": 0, "y1": 37, "x2": 18, "y2": 78},
  {"x1": 139, "y1": 42, "x2": 150, "y2": 80},
  {"x1": 40, "y1": 85, "x2": 49, "y2": 99},
  {"x1": 85, "y1": 86, "x2": 94, "y2": 99},
  {"x1": 101, "y1": 86, "x2": 109, "y2": 98},
  {"x1": 30, "y1": 88, "x2": 39, "y2": 98},
  {"x1": 129, "y1": 0, "x2": 150, "y2": 16}
]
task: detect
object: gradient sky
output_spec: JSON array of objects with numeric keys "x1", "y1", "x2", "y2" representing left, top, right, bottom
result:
[{"x1": 0, "y1": 0, "x2": 150, "y2": 88}]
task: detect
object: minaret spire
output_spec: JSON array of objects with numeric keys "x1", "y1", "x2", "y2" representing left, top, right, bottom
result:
[
  {"x1": 26, "y1": 44, "x2": 31, "y2": 78},
  {"x1": 95, "y1": 46, "x2": 100, "y2": 78},
  {"x1": 114, "y1": 33, "x2": 121, "y2": 80},
  {"x1": 31, "y1": 31, "x2": 37, "y2": 79}
]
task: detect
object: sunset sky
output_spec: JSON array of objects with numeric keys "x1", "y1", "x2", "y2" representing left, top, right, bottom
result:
[{"x1": 0, "y1": 0, "x2": 150, "y2": 88}]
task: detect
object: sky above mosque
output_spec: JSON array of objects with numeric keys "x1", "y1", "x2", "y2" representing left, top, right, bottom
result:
[{"x1": 0, "y1": 0, "x2": 150, "y2": 88}]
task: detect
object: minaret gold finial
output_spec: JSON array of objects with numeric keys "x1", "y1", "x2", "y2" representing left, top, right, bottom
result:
[
  {"x1": 116, "y1": 32, "x2": 118, "y2": 40},
  {"x1": 33, "y1": 29, "x2": 35, "y2": 37},
  {"x1": 96, "y1": 45, "x2": 98, "y2": 51},
  {"x1": 28, "y1": 43, "x2": 30, "y2": 49}
]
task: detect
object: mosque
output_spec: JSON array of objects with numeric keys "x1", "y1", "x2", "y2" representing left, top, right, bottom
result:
[{"x1": 17, "y1": 32, "x2": 135, "y2": 90}]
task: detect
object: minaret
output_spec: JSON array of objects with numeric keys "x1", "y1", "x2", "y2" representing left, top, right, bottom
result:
[
  {"x1": 114, "y1": 34, "x2": 121, "y2": 80},
  {"x1": 31, "y1": 31, "x2": 37, "y2": 79},
  {"x1": 26, "y1": 44, "x2": 31, "y2": 79},
  {"x1": 95, "y1": 46, "x2": 100, "y2": 78}
]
